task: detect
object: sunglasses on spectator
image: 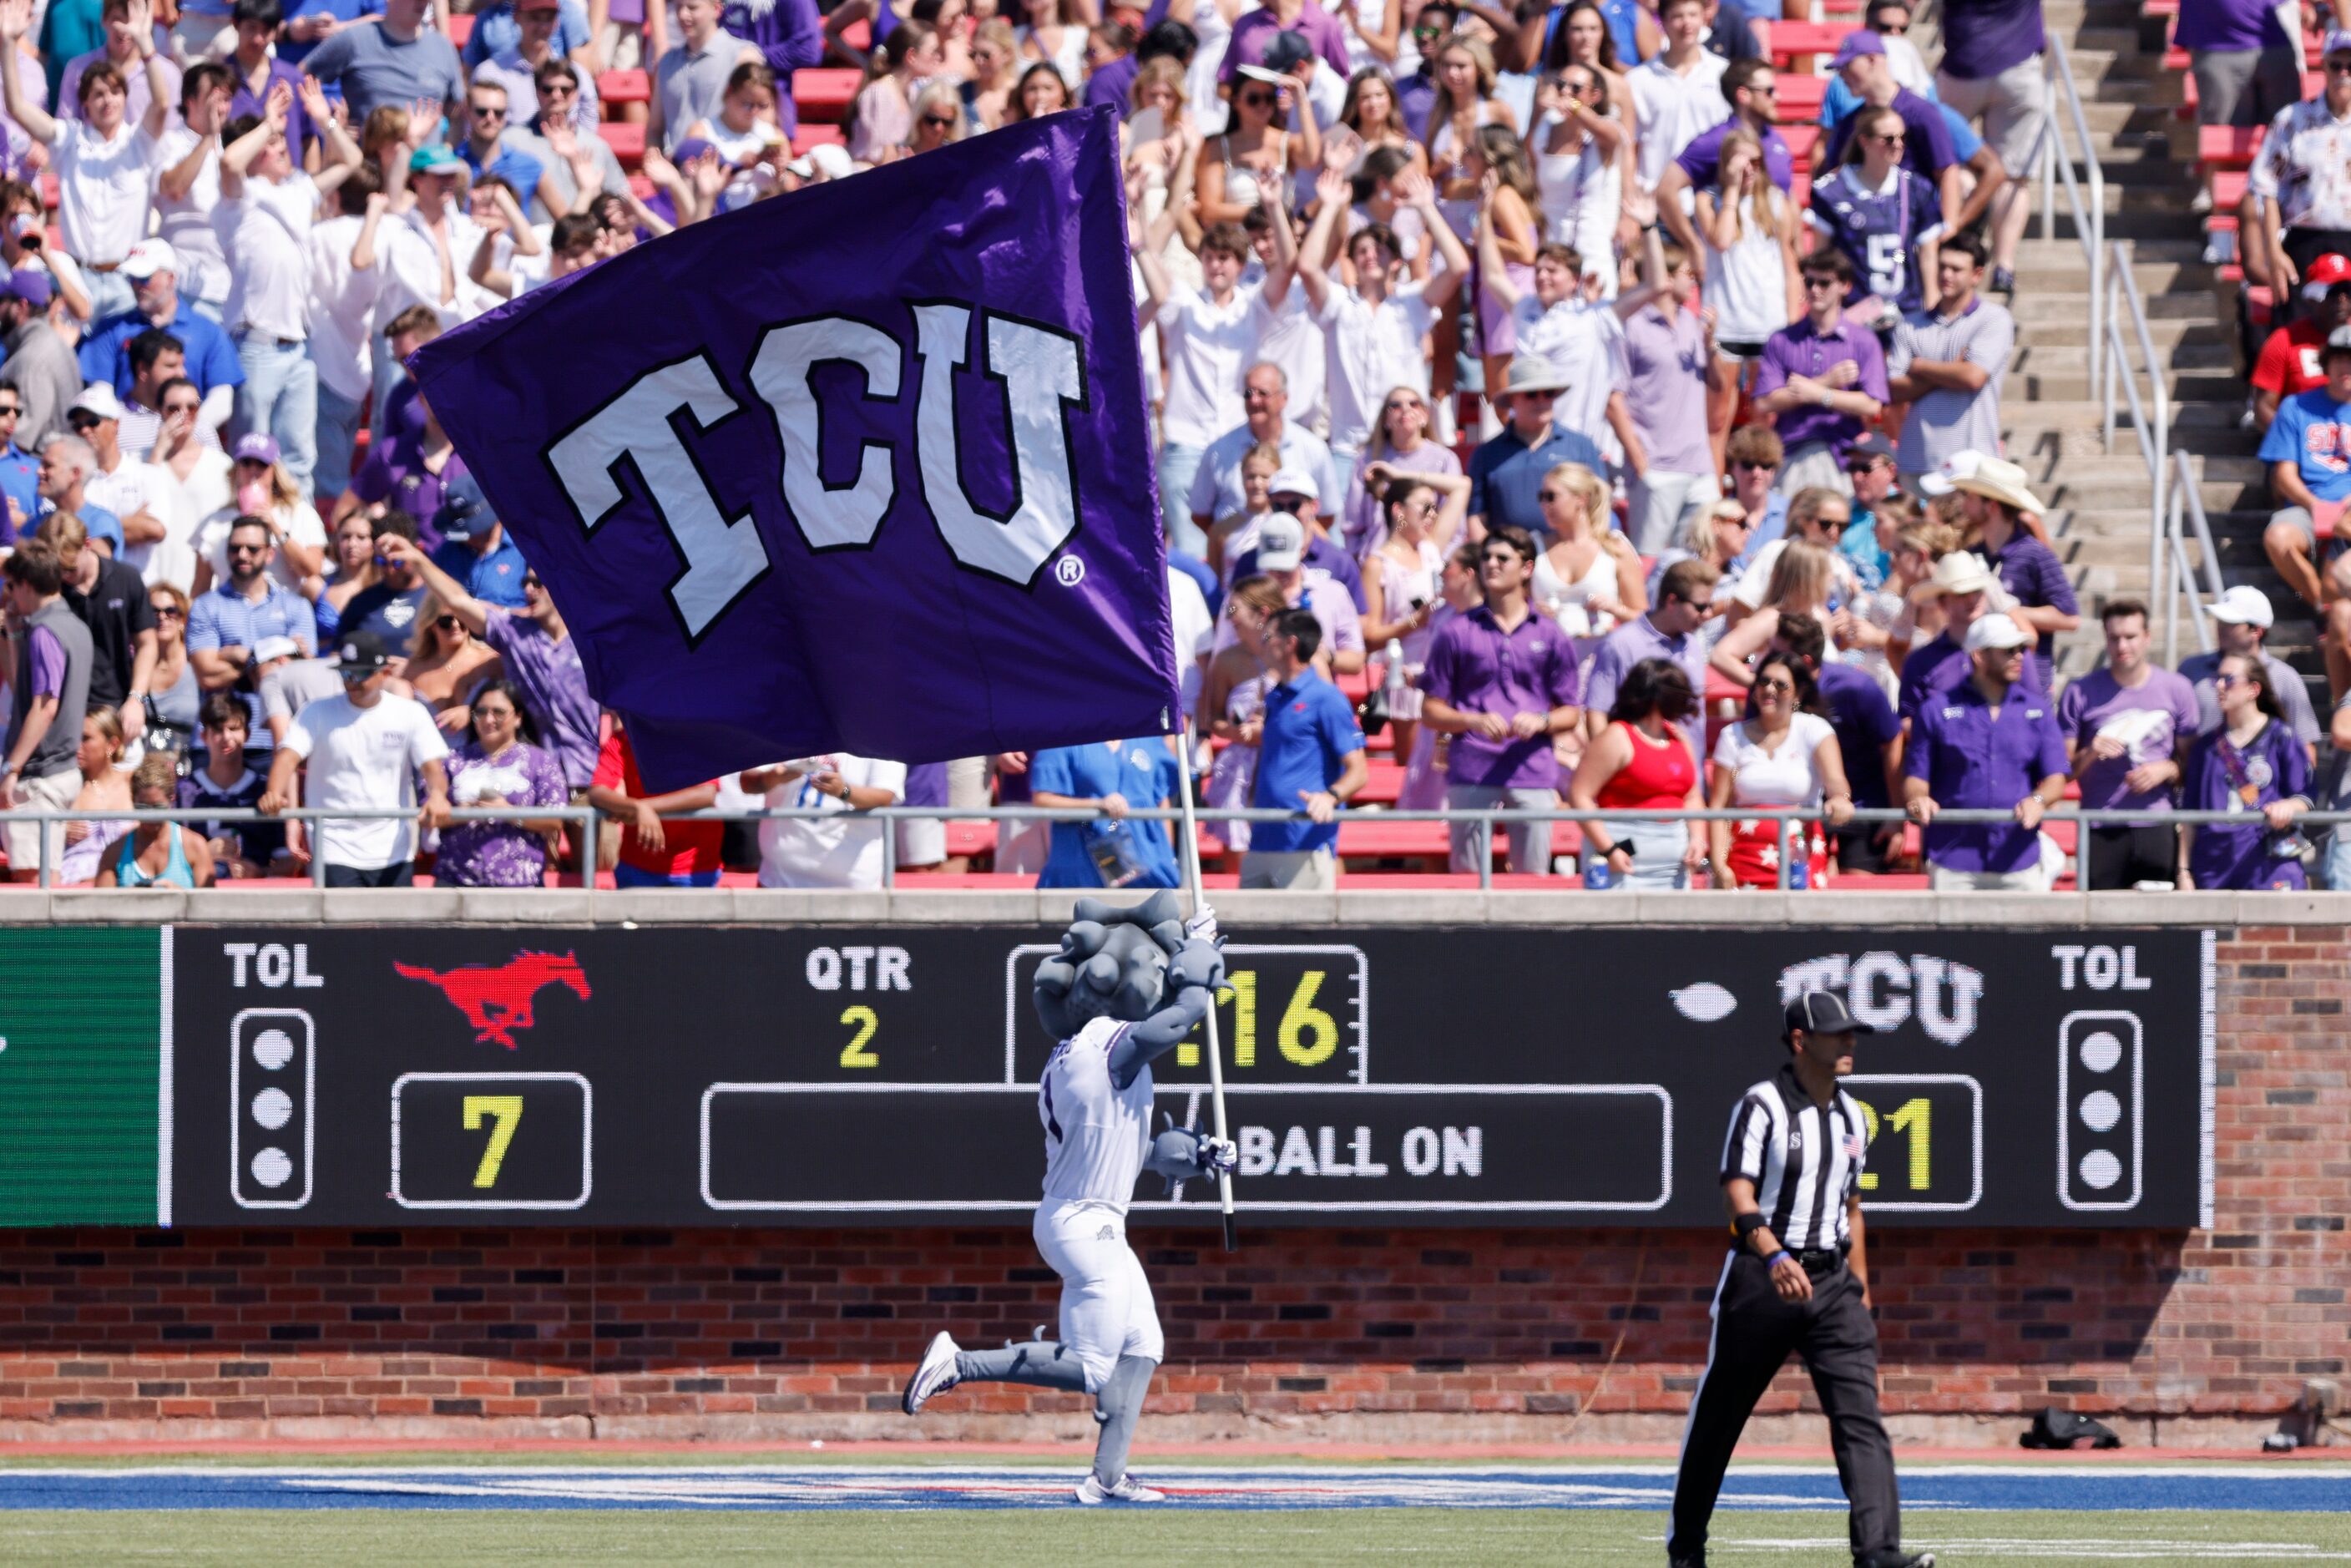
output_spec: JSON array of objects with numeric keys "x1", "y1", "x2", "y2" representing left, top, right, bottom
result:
[
  {"x1": 1757, "y1": 676, "x2": 1794, "y2": 693},
  {"x1": 1802, "y1": 274, "x2": 1843, "y2": 290},
  {"x1": 0, "y1": 402, "x2": 20, "y2": 416},
  {"x1": 1868, "y1": 131, "x2": 1905, "y2": 144},
  {"x1": 226, "y1": 542, "x2": 267, "y2": 554},
  {"x1": 543, "y1": 81, "x2": 577, "y2": 96},
  {"x1": 1479, "y1": 549, "x2": 1521, "y2": 564},
  {"x1": 150, "y1": 603, "x2": 182, "y2": 618},
  {"x1": 1735, "y1": 458, "x2": 1775, "y2": 472},
  {"x1": 922, "y1": 114, "x2": 956, "y2": 129},
  {"x1": 67, "y1": 412, "x2": 102, "y2": 427},
  {"x1": 434, "y1": 614, "x2": 461, "y2": 630},
  {"x1": 472, "y1": 103, "x2": 508, "y2": 119},
  {"x1": 1239, "y1": 91, "x2": 1276, "y2": 108},
  {"x1": 2214, "y1": 672, "x2": 2247, "y2": 687},
  {"x1": 164, "y1": 400, "x2": 200, "y2": 414},
  {"x1": 2330, "y1": 58, "x2": 2351, "y2": 73}
]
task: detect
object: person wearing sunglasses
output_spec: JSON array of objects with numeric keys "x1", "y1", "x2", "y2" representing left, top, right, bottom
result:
[
  {"x1": 473, "y1": 0, "x2": 604, "y2": 132},
  {"x1": 0, "y1": 272, "x2": 78, "y2": 458},
  {"x1": 1902, "y1": 611, "x2": 2066, "y2": 893},
  {"x1": 0, "y1": 373, "x2": 41, "y2": 543},
  {"x1": 1823, "y1": 30, "x2": 1980, "y2": 255},
  {"x1": 2178, "y1": 652, "x2": 2314, "y2": 891},
  {"x1": 1751, "y1": 247, "x2": 1887, "y2": 497}
]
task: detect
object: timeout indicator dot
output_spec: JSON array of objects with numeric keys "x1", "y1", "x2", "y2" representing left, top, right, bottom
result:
[
  {"x1": 2077, "y1": 1030, "x2": 2123, "y2": 1075},
  {"x1": 2078, "y1": 1149, "x2": 2122, "y2": 1190},
  {"x1": 2079, "y1": 1090, "x2": 2121, "y2": 1133},
  {"x1": 251, "y1": 1029, "x2": 295, "y2": 1071},
  {"x1": 250, "y1": 1087, "x2": 292, "y2": 1131},
  {"x1": 250, "y1": 1147, "x2": 293, "y2": 1189}
]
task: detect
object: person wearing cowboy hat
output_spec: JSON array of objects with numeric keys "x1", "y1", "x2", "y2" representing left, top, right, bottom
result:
[
  {"x1": 1465, "y1": 357, "x2": 1604, "y2": 543},
  {"x1": 1922, "y1": 450, "x2": 2077, "y2": 690},
  {"x1": 1903, "y1": 610, "x2": 2068, "y2": 893},
  {"x1": 2259, "y1": 323, "x2": 2351, "y2": 698},
  {"x1": 1893, "y1": 546, "x2": 2032, "y2": 729}
]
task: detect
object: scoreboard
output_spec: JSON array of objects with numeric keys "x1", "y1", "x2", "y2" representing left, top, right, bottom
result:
[{"x1": 154, "y1": 925, "x2": 2216, "y2": 1230}]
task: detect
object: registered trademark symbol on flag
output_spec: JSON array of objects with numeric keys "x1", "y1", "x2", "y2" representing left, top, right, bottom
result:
[{"x1": 1054, "y1": 555, "x2": 1086, "y2": 586}]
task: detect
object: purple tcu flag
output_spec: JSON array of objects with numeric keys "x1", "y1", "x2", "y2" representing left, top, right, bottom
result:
[{"x1": 409, "y1": 106, "x2": 1178, "y2": 790}]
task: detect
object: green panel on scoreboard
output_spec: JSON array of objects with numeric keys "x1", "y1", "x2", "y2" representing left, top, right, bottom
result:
[{"x1": 0, "y1": 928, "x2": 159, "y2": 1224}]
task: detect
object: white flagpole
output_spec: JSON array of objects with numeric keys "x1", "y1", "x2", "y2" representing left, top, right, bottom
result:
[{"x1": 1170, "y1": 716, "x2": 1238, "y2": 1252}]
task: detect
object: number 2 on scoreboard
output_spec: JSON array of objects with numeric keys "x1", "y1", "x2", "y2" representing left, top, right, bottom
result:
[
  {"x1": 839, "y1": 1004, "x2": 880, "y2": 1068},
  {"x1": 462, "y1": 1095, "x2": 524, "y2": 1189},
  {"x1": 1854, "y1": 1096, "x2": 1930, "y2": 1192}
]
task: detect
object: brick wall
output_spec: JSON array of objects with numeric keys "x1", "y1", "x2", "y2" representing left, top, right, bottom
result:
[{"x1": 0, "y1": 926, "x2": 2341, "y2": 1445}]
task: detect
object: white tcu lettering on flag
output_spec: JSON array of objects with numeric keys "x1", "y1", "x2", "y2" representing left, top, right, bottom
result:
[
  {"x1": 543, "y1": 303, "x2": 1090, "y2": 646},
  {"x1": 547, "y1": 355, "x2": 772, "y2": 641}
]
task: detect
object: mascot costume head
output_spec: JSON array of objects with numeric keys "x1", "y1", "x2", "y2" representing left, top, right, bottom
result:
[{"x1": 1033, "y1": 888, "x2": 1190, "y2": 1039}]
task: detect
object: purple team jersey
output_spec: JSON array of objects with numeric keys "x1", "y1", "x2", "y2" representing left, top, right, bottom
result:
[{"x1": 1808, "y1": 164, "x2": 1944, "y2": 313}]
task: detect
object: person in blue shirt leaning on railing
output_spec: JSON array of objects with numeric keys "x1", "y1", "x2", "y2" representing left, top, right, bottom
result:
[{"x1": 1241, "y1": 604, "x2": 1367, "y2": 891}]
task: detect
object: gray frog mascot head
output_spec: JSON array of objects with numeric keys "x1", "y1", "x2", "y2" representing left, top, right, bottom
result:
[{"x1": 1034, "y1": 888, "x2": 1189, "y2": 1039}]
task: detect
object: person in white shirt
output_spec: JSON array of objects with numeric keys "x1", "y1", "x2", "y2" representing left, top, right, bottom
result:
[
  {"x1": 1131, "y1": 216, "x2": 1259, "y2": 557},
  {"x1": 1480, "y1": 203, "x2": 1663, "y2": 473},
  {"x1": 259, "y1": 625, "x2": 453, "y2": 887},
  {"x1": 68, "y1": 382, "x2": 171, "y2": 551},
  {"x1": 218, "y1": 76, "x2": 362, "y2": 498},
  {"x1": 149, "y1": 63, "x2": 233, "y2": 321},
  {"x1": 351, "y1": 137, "x2": 488, "y2": 406},
  {"x1": 305, "y1": 167, "x2": 382, "y2": 503},
  {"x1": 1240, "y1": 204, "x2": 1327, "y2": 443},
  {"x1": 1292, "y1": 159, "x2": 1468, "y2": 470},
  {"x1": 139, "y1": 374, "x2": 230, "y2": 588},
  {"x1": 738, "y1": 753, "x2": 906, "y2": 889},
  {"x1": 0, "y1": 0, "x2": 174, "y2": 321},
  {"x1": 1628, "y1": 0, "x2": 1728, "y2": 194}
]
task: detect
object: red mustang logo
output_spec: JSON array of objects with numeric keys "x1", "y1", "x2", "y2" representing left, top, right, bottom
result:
[{"x1": 393, "y1": 951, "x2": 593, "y2": 1050}]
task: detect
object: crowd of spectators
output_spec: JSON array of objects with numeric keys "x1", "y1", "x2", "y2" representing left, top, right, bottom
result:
[{"x1": 0, "y1": 0, "x2": 2321, "y2": 893}]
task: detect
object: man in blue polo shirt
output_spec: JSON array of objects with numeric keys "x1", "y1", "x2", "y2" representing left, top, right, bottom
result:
[
  {"x1": 1241, "y1": 607, "x2": 1367, "y2": 890},
  {"x1": 429, "y1": 473, "x2": 530, "y2": 609},
  {"x1": 1904, "y1": 612, "x2": 2068, "y2": 892},
  {"x1": 1467, "y1": 358, "x2": 1604, "y2": 540},
  {"x1": 77, "y1": 240, "x2": 245, "y2": 425}
]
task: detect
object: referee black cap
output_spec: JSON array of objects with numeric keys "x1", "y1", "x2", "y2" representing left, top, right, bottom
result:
[{"x1": 1783, "y1": 991, "x2": 1877, "y2": 1037}]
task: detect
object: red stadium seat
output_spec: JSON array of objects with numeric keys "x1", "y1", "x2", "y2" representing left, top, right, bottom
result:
[
  {"x1": 597, "y1": 119, "x2": 646, "y2": 168},
  {"x1": 38, "y1": 172, "x2": 55, "y2": 211},
  {"x1": 1776, "y1": 76, "x2": 1826, "y2": 122},
  {"x1": 598, "y1": 68, "x2": 650, "y2": 107},
  {"x1": 447, "y1": 10, "x2": 472, "y2": 46},
  {"x1": 2199, "y1": 124, "x2": 2263, "y2": 167},
  {"x1": 1782, "y1": 123, "x2": 1820, "y2": 173},
  {"x1": 791, "y1": 124, "x2": 846, "y2": 152},
  {"x1": 944, "y1": 821, "x2": 998, "y2": 858},
  {"x1": 1767, "y1": 19, "x2": 1856, "y2": 66},
  {"x1": 796, "y1": 67, "x2": 861, "y2": 123},
  {"x1": 1352, "y1": 761, "x2": 1407, "y2": 805}
]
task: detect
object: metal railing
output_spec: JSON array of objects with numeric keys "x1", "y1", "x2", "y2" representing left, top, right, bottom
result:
[
  {"x1": 2156, "y1": 448, "x2": 2228, "y2": 665},
  {"x1": 2040, "y1": 33, "x2": 2106, "y2": 401},
  {"x1": 2105, "y1": 237, "x2": 2172, "y2": 627},
  {"x1": 16, "y1": 801, "x2": 2349, "y2": 894}
]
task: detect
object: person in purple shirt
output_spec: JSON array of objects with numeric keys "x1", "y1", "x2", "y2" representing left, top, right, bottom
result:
[
  {"x1": 1218, "y1": 0, "x2": 1352, "y2": 84},
  {"x1": 1394, "y1": 2, "x2": 1447, "y2": 137},
  {"x1": 1582, "y1": 556, "x2": 1718, "y2": 764},
  {"x1": 388, "y1": 532, "x2": 599, "y2": 793},
  {"x1": 1421, "y1": 524, "x2": 1585, "y2": 874},
  {"x1": 1896, "y1": 546, "x2": 2045, "y2": 726},
  {"x1": 2058, "y1": 597, "x2": 2201, "y2": 890},
  {"x1": 1751, "y1": 249, "x2": 1888, "y2": 493},
  {"x1": 1935, "y1": 0, "x2": 2043, "y2": 293},
  {"x1": 227, "y1": 0, "x2": 314, "y2": 154},
  {"x1": 720, "y1": 0, "x2": 821, "y2": 134},
  {"x1": 1655, "y1": 57, "x2": 1790, "y2": 262},
  {"x1": 1903, "y1": 611, "x2": 2067, "y2": 890},
  {"x1": 1823, "y1": 30, "x2": 1984, "y2": 247},
  {"x1": 2178, "y1": 650, "x2": 2315, "y2": 890},
  {"x1": 1083, "y1": 23, "x2": 1140, "y2": 111},
  {"x1": 346, "y1": 395, "x2": 465, "y2": 554},
  {"x1": 1933, "y1": 453, "x2": 2078, "y2": 688}
]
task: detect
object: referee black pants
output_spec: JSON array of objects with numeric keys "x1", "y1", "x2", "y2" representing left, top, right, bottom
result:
[{"x1": 1669, "y1": 1252, "x2": 1900, "y2": 1561}]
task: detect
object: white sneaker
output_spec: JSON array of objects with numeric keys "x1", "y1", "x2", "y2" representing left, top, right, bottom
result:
[
  {"x1": 1074, "y1": 1473, "x2": 1166, "y2": 1505},
  {"x1": 902, "y1": 1331, "x2": 960, "y2": 1414}
]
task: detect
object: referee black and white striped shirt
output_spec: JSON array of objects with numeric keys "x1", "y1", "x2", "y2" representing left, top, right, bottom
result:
[{"x1": 1720, "y1": 1063, "x2": 1868, "y2": 1252}]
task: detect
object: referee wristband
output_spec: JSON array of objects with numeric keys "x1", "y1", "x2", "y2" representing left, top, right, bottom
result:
[{"x1": 1762, "y1": 1251, "x2": 1791, "y2": 1270}]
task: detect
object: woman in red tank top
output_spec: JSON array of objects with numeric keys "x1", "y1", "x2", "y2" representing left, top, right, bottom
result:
[{"x1": 1566, "y1": 656, "x2": 1706, "y2": 888}]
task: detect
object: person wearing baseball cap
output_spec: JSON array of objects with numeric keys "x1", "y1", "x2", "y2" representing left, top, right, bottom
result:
[
  {"x1": 2251, "y1": 252, "x2": 2351, "y2": 432},
  {"x1": 1901, "y1": 610, "x2": 2068, "y2": 891},
  {"x1": 2259, "y1": 322, "x2": 2351, "y2": 697},
  {"x1": 1825, "y1": 26, "x2": 1963, "y2": 203},
  {"x1": 258, "y1": 623, "x2": 453, "y2": 888},
  {"x1": 2180, "y1": 584, "x2": 2322, "y2": 759},
  {"x1": 1466, "y1": 357, "x2": 1604, "y2": 542},
  {"x1": 1220, "y1": 509, "x2": 1368, "y2": 675},
  {"x1": 2247, "y1": 31, "x2": 2351, "y2": 303},
  {"x1": 0, "y1": 271, "x2": 77, "y2": 455},
  {"x1": 76, "y1": 238, "x2": 245, "y2": 417},
  {"x1": 428, "y1": 471, "x2": 531, "y2": 609},
  {"x1": 1223, "y1": 468, "x2": 1367, "y2": 610},
  {"x1": 1672, "y1": 989, "x2": 1930, "y2": 1568}
]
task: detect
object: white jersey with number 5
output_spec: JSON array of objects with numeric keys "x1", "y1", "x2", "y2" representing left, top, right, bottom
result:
[{"x1": 1038, "y1": 1016, "x2": 1155, "y2": 1210}]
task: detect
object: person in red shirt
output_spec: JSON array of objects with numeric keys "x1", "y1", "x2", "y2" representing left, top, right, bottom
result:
[
  {"x1": 587, "y1": 715, "x2": 726, "y2": 888},
  {"x1": 2253, "y1": 254, "x2": 2351, "y2": 432}
]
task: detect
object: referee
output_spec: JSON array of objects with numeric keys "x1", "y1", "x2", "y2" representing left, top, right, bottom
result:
[{"x1": 1667, "y1": 992, "x2": 1933, "y2": 1568}]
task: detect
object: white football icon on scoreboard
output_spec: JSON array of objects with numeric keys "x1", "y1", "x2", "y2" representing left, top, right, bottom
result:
[{"x1": 1671, "y1": 983, "x2": 1737, "y2": 1023}]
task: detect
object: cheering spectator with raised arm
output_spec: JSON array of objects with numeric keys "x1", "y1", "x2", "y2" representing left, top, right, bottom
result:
[
  {"x1": 1292, "y1": 161, "x2": 1468, "y2": 473},
  {"x1": 0, "y1": 0, "x2": 172, "y2": 321},
  {"x1": 1131, "y1": 216, "x2": 1264, "y2": 558}
]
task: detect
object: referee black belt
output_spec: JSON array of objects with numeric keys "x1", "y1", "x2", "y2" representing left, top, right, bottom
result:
[{"x1": 1792, "y1": 1247, "x2": 1848, "y2": 1277}]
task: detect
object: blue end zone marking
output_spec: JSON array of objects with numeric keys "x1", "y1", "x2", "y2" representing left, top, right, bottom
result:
[{"x1": 3, "y1": 1465, "x2": 2351, "y2": 1512}]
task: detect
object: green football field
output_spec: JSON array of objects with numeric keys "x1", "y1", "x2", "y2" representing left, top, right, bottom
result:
[{"x1": 1, "y1": 1505, "x2": 2347, "y2": 1564}]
